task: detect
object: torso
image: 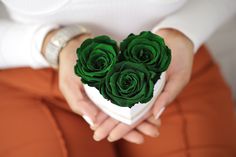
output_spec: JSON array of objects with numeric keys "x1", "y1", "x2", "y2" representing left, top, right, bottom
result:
[{"x1": 2, "y1": 0, "x2": 187, "y2": 41}]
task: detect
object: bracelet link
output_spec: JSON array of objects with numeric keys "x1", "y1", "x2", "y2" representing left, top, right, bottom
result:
[{"x1": 44, "y1": 24, "x2": 89, "y2": 69}]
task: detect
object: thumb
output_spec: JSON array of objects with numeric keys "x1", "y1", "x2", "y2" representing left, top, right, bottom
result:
[
  {"x1": 61, "y1": 84, "x2": 99, "y2": 127},
  {"x1": 153, "y1": 75, "x2": 183, "y2": 119},
  {"x1": 77, "y1": 99, "x2": 99, "y2": 127}
]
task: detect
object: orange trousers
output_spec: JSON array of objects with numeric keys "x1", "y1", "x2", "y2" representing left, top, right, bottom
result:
[{"x1": 0, "y1": 46, "x2": 236, "y2": 157}]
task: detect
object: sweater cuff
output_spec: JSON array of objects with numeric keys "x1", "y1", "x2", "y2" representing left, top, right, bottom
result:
[
  {"x1": 151, "y1": 0, "x2": 236, "y2": 54},
  {"x1": 0, "y1": 22, "x2": 59, "y2": 69},
  {"x1": 151, "y1": 18, "x2": 200, "y2": 53}
]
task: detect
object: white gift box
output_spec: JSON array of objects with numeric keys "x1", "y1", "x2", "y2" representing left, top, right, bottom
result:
[{"x1": 84, "y1": 72, "x2": 166, "y2": 125}]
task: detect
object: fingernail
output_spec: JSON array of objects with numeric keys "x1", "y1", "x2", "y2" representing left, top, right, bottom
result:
[
  {"x1": 135, "y1": 141, "x2": 143, "y2": 144},
  {"x1": 155, "y1": 107, "x2": 165, "y2": 119},
  {"x1": 82, "y1": 115, "x2": 94, "y2": 127},
  {"x1": 134, "y1": 139, "x2": 144, "y2": 144},
  {"x1": 153, "y1": 131, "x2": 160, "y2": 137},
  {"x1": 93, "y1": 133, "x2": 101, "y2": 141},
  {"x1": 90, "y1": 123, "x2": 98, "y2": 130},
  {"x1": 90, "y1": 125, "x2": 95, "y2": 130},
  {"x1": 107, "y1": 136, "x2": 115, "y2": 142},
  {"x1": 147, "y1": 130, "x2": 160, "y2": 138}
]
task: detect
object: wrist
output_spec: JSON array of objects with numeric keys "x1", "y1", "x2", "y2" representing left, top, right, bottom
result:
[
  {"x1": 41, "y1": 25, "x2": 90, "y2": 68},
  {"x1": 156, "y1": 28, "x2": 194, "y2": 51},
  {"x1": 59, "y1": 33, "x2": 92, "y2": 59}
]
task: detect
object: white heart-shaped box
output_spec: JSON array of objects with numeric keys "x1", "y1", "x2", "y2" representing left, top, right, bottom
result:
[{"x1": 84, "y1": 72, "x2": 166, "y2": 125}]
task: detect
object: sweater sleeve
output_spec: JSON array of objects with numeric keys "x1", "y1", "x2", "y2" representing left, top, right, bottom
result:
[
  {"x1": 0, "y1": 5, "x2": 58, "y2": 69},
  {"x1": 151, "y1": 0, "x2": 236, "y2": 53}
]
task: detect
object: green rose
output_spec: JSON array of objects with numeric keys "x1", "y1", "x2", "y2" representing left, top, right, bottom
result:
[
  {"x1": 74, "y1": 35, "x2": 119, "y2": 88},
  {"x1": 100, "y1": 61, "x2": 154, "y2": 108},
  {"x1": 119, "y1": 31, "x2": 171, "y2": 82}
]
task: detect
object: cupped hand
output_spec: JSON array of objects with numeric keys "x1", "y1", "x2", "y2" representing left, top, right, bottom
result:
[
  {"x1": 58, "y1": 33, "x2": 100, "y2": 127},
  {"x1": 92, "y1": 28, "x2": 194, "y2": 144},
  {"x1": 92, "y1": 111, "x2": 161, "y2": 144},
  {"x1": 152, "y1": 28, "x2": 194, "y2": 118},
  {"x1": 55, "y1": 32, "x2": 161, "y2": 143}
]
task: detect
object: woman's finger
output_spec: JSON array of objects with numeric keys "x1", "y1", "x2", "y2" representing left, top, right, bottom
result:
[
  {"x1": 107, "y1": 123, "x2": 132, "y2": 142},
  {"x1": 136, "y1": 122, "x2": 159, "y2": 137},
  {"x1": 93, "y1": 117, "x2": 119, "y2": 141},
  {"x1": 107, "y1": 112, "x2": 151, "y2": 142},
  {"x1": 122, "y1": 130, "x2": 144, "y2": 144},
  {"x1": 152, "y1": 75, "x2": 184, "y2": 119},
  {"x1": 91, "y1": 111, "x2": 109, "y2": 130},
  {"x1": 60, "y1": 80, "x2": 99, "y2": 127},
  {"x1": 147, "y1": 116, "x2": 161, "y2": 127}
]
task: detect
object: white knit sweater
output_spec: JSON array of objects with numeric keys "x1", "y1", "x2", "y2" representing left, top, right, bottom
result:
[{"x1": 0, "y1": 0, "x2": 235, "y2": 68}]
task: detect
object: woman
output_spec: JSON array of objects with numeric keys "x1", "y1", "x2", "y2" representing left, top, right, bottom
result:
[{"x1": 0, "y1": 0, "x2": 236, "y2": 156}]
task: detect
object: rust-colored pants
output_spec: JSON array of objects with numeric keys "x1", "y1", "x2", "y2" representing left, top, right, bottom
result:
[{"x1": 0, "y1": 46, "x2": 236, "y2": 157}]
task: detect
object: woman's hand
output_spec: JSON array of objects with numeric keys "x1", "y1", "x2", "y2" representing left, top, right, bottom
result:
[
  {"x1": 152, "y1": 28, "x2": 194, "y2": 118},
  {"x1": 41, "y1": 30, "x2": 100, "y2": 127},
  {"x1": 92, "y1": 28, "x2": 194, "y2": 144},
  {"x1": 58, "y1": 33, "x2": 102, "y2": 126},
  {"x1": 92, "y1": 111, "x2": 161, "y2": 144}
]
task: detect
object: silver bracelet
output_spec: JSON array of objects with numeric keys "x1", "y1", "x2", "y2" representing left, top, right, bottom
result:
[{"x1": 44, "y1": 24, "x2": 89, "y2": 68}]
